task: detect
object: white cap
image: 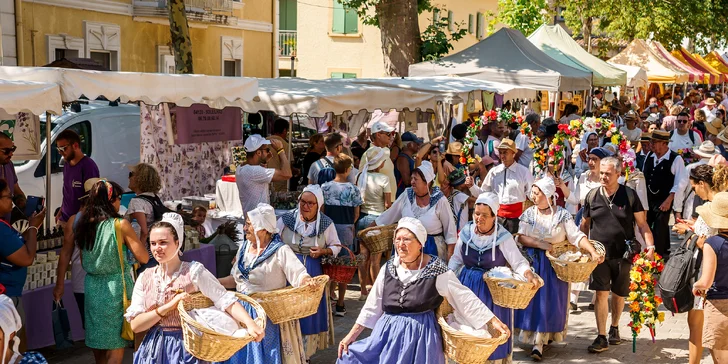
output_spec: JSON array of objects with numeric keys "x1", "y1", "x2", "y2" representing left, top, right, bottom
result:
[
  {"x1": 396, "y1": 217, "x2": 427, "y2": 246},
  {"x1": 371, "y1": 120, "x2": 395, "y2": 134},
  {"x1": 475, "y1": 192, "x2": 500, "y2": 216},
  {"x1": 417, "y1": 161, "x2": 436, "y2": 184},
  {"x1": 248, "y1": 203, "x2": 279, "y2": 234},
  {"x1": 533, "y1": 177, "x2": 557, "y2": 200},
  {"x1": 244, "y1": 134, "x2": 271, "y2": 153}
]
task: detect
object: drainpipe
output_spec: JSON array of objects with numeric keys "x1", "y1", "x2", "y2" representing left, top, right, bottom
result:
[
  {"x1": 14, "y1": 0, "x2": 24, "y2": 65},
  {"x1": 273, "y1": 0, "x2": 279, "y2": 77}
]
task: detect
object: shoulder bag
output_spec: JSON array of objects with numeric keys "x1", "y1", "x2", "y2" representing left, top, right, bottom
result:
[{"x1": 115, "y1": 218, "x2": 135, "y2": 341}]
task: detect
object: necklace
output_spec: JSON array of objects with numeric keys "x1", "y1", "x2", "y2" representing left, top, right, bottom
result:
[
  {"x1": 415, "y1": 191, "x2": 429, "y2": 198},
  {"x1": 538, "y1": 206, "x2": 551, "y2": 213},
  {"x1": 602, "y1": 187, "x2": 617, "y2": 208},
  {"x1": 476, "y1": 223, "x2": 495, "y2": 235},
  {"x1": 402, "y1": 252, "x2": 422, "y2": 264}
]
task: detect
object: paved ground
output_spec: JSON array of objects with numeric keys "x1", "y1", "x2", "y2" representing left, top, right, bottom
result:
[{"x1": 41, "y1": 233, "x2": 712, "y2": 363}]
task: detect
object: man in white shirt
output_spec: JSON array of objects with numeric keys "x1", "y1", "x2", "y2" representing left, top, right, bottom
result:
[
  {"x1": 643, "y1": 130, "x2": 688, "y2": 259},
  {"x1": 358, "y1": 121, "x2": 397, "y2": 196},
  {"x1": 467, "y1": 138, "x2": 533, "y2": 234},
  {"x1": 668, "y1": 111, "x2": 702, "y2": 152},
  {"x1": 701, "y1": 97, "x2": 718, "y2": 123},
  {"x1": 308, "y1": 133, "x2": 357, "y2": 185},
  {"x1": 236, "y1": 134, "x2": 292, "y2": 213},
  {"x1": 516, "y1": 113, "x2": 541, "y2": 169},
  {"x1": 619, "y1": 111, "x2": 642, "y2": 147},
  {"x1": 593, "y1": 90, "x2": 604, "y2": 111}
]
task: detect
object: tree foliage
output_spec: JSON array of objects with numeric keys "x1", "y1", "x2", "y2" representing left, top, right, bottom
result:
[
  {"x1": 494, "y1": 0, "x2": 550, "y2": 37},
  {"x1": 559, "y1": 0, "x2": 728, "y2": 53},
  {"x1": 420, "y1": 9, "x2": 468, "y2": 62}
]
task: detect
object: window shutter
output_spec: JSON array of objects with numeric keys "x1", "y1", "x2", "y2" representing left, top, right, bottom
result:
[
  {"x1": 332, "y1": 0, "x2": 345, "y2": 34},
  {"x1": 468, "y1": 14, "x2": 474, "y2": 34},
  {"x1": 331, "y1": 72, "x2": 344, "y2": 78},
  {"x1": 344, "y1": 7, "x2": 358, "y2": 34},
  {"x1": 476, "y1": 12, "x2": 484, "y2": 39},
  {"x1": 433, "y1": 8, "x2": 440, "y2": 25},
  {"x1": 343, "y1": 73, "x2": 357, "y2": 79},
  {"x1": 448, "y1": 10, "x2": 454, "y2": 31}
]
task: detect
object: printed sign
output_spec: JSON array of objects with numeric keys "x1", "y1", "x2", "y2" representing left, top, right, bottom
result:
[
  {"x1": 0, "y1": 111, "x2": 41, "y2": 160},
  {"x1": 172, "y1": 104, "x2": 242, "y2": 144}
]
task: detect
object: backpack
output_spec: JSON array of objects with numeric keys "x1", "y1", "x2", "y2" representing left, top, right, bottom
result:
[
  {"x1": 657, "y1": 232, "x2": 702, "y2": 314},
  {"x1": 134, "y1": 194, "x2": 173, "y2": 222},
  {"x1": 315, "y1": 157, "x2": 336, "y2": 185},
  {"x1": 669, "y1": 129, "x2": 695, "y2": 144}
]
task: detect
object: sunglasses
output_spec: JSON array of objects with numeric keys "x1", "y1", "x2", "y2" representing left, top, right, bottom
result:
[
  {"x1": 56, "y1": 144, "x2": 69, "y2": 153},
  {"x1": 0, "y1": 146, "x2": 16, "y2": 155},
  {"x1": 677, "y1": 120, "x2": 689, "y2": 124},
  {"x1": 129, "y1": 172, "x2": 134, "y2": 178}
]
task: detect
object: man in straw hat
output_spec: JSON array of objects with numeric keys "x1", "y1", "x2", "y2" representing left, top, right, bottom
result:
[
  {"x1": 466, "y1": 138, "x2": 533, "y2": 234},
  {"x1": 701, "y1": 97, "x2": 718, "y2": 123},
  {"x1": 581, "y1": 156, "x2": 655, "y2": 354},
  {"x1": 636, "y1": 133, "x2": 652, "y2": 171},
  {"x1": 644, "y1": 130, "x2": 688, "y2": 260},
  {"x1": 715, "y1": 127, "x2": 728, "y2": 159}
]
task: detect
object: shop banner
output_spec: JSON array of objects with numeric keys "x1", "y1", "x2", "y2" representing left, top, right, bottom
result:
[
  {"x1": 172, "y1": 104, "x2": 242, "y2": 144},
  {"x1": 0, "y1": 111, "x2": 41, "y2": 160}
]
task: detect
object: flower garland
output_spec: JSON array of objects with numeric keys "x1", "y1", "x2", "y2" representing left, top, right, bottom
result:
[
  {"x1": 627, "y1": 251, "x2": 665, "y2": 353},
  {"x1": 519, "y1": 121, "x2": 540, "y2": 149},
  {"x1": 677, "y1": 148, "x2": 695, "y2": 166},
  {"x1": 460, "y1": 115, "x2": 485, "y2": 165}
]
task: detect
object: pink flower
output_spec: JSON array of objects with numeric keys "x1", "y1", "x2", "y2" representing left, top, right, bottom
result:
[{"x1": 606, "y1": 131, "x2": 612, "y2": 137}]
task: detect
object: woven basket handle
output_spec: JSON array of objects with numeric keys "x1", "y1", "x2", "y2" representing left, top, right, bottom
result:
[{"x1": 329, "y1": 244, "x2": 355, "y2": 259}]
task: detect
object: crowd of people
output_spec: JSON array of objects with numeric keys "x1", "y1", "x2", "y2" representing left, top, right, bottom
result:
[{"x1": 0, "y1": 86, "x2": 727, "y2": 363}]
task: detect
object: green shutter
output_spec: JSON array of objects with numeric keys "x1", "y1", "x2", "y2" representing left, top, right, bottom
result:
[
  {"x1": 331, "y1": 72, "x2": 344, "y2": 78},
  {"x1": 433, "y1": 8, "x2": 440, "y2": 25},
  {"x1": 476, "y1": 12, "x2": 483, "y2": 39},
  {"x1": 279, "y1": 0, "x2": 298, "y2": 30},
  {"x1": 343, "y1": 73, "x2": 357, "y2": 79},
  {"x1": 468, "y1": 14, "x2": 474, "y2": 34},
  {"x1": 344, "y1": 8, "x2": 358, "y2": 34},
  {"x1": 448, "y1": 10, "x2": 454, "y2": 31},
  {"x1": 332, "y1": 0, "x2": 345, "y2": 34}
]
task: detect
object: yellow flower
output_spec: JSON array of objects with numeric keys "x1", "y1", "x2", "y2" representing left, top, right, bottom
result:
[
  {"x1": 645, "y1": 301, "x2": 654, "y2": 309},
  {"x1": 630, "y1": 270, "x2": 642, "y2": 283},
  {"x1": 635, "y1": 258, "x2": 644, "y2": 266},
  {"x1": 658, "y1": 312, "x2": 665, "y2": 322},
  {"x1": 628, "y1": 292, "x2": 639, "y2": 301},
  {"x1": 529, "y1": 143, "x2": 535, "y2": 149},
  {"x1": 611, "y1": 134, "x2": 619, "y2": 145}
]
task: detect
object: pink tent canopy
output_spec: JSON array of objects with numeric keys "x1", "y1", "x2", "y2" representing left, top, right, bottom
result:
[{"x1": 650, "y1": 42, "x2": 707, "y2": 83}]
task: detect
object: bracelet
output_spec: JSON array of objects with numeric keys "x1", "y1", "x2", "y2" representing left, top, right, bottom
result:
[
  {"x1": 646, "y1": 246, "x2": 656, "y2": 251},
  {"x1": 26, "y1": 226, "x2": 38, "y2": 234},
  {"x1": 155, "y1": 307, "x2": 165, "y2": 317},
  {"x1": 277, "y1": 149, "x2": 284, "y2": 155}
]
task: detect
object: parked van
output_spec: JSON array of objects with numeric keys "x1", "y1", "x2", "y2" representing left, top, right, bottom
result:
[{"x1": 14, "y1": 101, "x2": 141, "y2": 221}]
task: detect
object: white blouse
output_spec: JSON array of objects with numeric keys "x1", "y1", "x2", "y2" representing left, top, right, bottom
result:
[
  {"x1": 376, "y1": 192, "x2": 457, "y2": 245},
  {"x1": 448, "y1": 227, "x2": 532, "y2": 277},
  {"x1": 566, "y1": 171, "x2": 601, "y2": 208},
  {"x1": 356, "y1": 256, "x2": 495, "y2": 330},
  {"x1": 276, "y1": 215, "x2": 342, "y2": 256},
  {"x1": 124, "y1": 261, "x2": 237, "y2": 321},
  {"x1": 451, "y1": 192, "x2": 470, "y2": 232},
  {"x1": 232, "y1": 242, "x2": 311, "y2": 294},
  {"x1": 518, "y1": 206, "x2": 587, "y2": 247}
]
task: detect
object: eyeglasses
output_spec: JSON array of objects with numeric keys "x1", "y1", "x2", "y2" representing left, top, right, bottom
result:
[
  {"x1": 56, "y1": 144, "x2": 69, "y2": 153},
  {"x1": 0, "y1": 146, "x2": 16, "y2": 155},
  {"x1": 677, "y1": 120, "x2": 689, "y2": 124},
  {"x1": 299, "y1": 200, "x2": 317, "y2": 208}
]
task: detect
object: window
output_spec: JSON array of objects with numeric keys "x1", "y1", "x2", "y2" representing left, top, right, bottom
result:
[
  {"x1": 223, "y1": 60, "x2": 242, "y2": 77},
  {"x1": 332, "y1": 0, "x2": 358, "y2": 35},
  {"x1": 34, "y1": 121, "x2": 92, "y2": 178},
  {"x1": 468, "y1": 14, "x2": 474, "y2": 34},
  {"x1": 90, "y1": 51, "x2": 111, "y2": 70},
  {"x1": 476, "y1": 12, "x2": 484, "y2": 39},
  {"x1": 221, "y1": 37, "x2": 243, "y2": 76},
  {"x1": 158, "y1": 46, "x2": 175, "y2": 74},
  {"x1": 47, "y1": 35, "x2": 84, "y2": 63},
  {"x1": 279, "y1": 0, "x2": 297, "y2": 31},
  {"x1": 331, "y1": 72, "x2": 356, "y2": 79},
  {"x1": 448, "y1": 10, "x2": 454, "y2": 31}
]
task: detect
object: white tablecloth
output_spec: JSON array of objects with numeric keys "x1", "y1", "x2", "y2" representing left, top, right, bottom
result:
[{"x1": 215, "y1": 179, "x2": 242, "y2": 213}]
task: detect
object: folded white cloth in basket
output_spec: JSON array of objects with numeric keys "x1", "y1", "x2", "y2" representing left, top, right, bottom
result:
[
  {"x1": 189, "y1": 307, "x2": 248, "y2": 337},
  {"x1": 446, "y1": 313, "x2": 491, "y2": 338}
]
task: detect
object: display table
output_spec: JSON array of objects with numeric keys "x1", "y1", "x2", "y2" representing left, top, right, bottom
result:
[
  {"x1": 22, "y1": 245, "x2": 216, "y2": 350},
  {"x1": 182, "y1": 244, "x2": 217, "y2": 276},
  {"x1": 24, "y1": 280, "x2": 84, "y2": 350}
]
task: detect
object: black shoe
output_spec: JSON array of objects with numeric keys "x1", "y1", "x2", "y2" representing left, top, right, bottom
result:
[
  {"x1": 531, "y1": 349, "x2": 543, "y2": 361},
  {"x1": 588, "y1": 335, "x2": 609, "y2": 353},
  {"x1": 570, "y1": 301, "x2": 578, "y2": 311},
  {"x1": 608, "y1": 326, "x2": 622, "y2": 345},
  {"x1": 588, "y1": 303, "x2": 595, "y2": 311},
  {"x1": 335, "y1": 305, "x2": 346, "y2": 317}
]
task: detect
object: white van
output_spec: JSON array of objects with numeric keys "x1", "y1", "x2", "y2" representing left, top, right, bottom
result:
[{"x1": 14, "y1": 101, "x2": 141, "y2": 220}]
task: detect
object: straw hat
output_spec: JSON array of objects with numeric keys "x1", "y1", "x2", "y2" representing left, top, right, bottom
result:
[
  {"x1": 718, "y1": 127, "x2": 728, "y2": 144},
  {"x1": 705, "y1": 118, "x2": 724, "y2": 136},
  {"x1": 446, "y1": 142, "x2": 463, "y2": 156},
  {"x1": 693, "y1": 141, "x2": 720, "y2": 159},
  {"x1": 705, "y1": 98, "x2": 717, "y2": 106},
  {"x1": 696, "y1": 193, "x2": 728, "y2": 229},
  {"x1": 497, "y1": 138, "x2": 517, "y2": 153}
]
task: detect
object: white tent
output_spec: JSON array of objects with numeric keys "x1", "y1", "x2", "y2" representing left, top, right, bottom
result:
[
  {"x1": 0, "y1": 66, "x2": 259, "y2": 107},
  {"x1": 409, "y1": 27, "x2": 592, "y2": 92},
  {"x1": 0, "y1": 79, "x2": 62, "y2": 115},
  {"x1": 241, "y1": 77, "x2": 514, "y2": 117},
  {"x1": 608, "y1": 63, "x2": 649, "y2": 89}
]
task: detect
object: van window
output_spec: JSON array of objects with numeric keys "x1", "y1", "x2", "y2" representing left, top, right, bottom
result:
[{"x1": 34, "y1": 121, "x2": 92, "y2": 178}]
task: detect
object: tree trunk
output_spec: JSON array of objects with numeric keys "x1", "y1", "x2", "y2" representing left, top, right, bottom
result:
[
  {"x1": 167, "y1": 0, "x2": 194, "y2": 74},
  {"x1": 376, "y1": 0, "x2": 421, "y2": 76},
  {"x1": 582, "y1": 16, "x2": 592, "y2": 54}
]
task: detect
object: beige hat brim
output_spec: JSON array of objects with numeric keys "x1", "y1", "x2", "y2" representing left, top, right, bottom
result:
[
  {"x1": 696, "y1": 203, "x2": 728, "y2": 230},
  {"x1": 719, "y1": 130, "x2": 728, "y2": 144},
  {"x1": 694, "y1": 149, "x2": 719, "y2": 159}
]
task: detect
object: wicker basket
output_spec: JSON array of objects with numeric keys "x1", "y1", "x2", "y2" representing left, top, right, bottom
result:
[
  {"x1": 546, "y1": 240, "x2": 606, "y2": 283},
  {"x1": 357, "y1": 224, "x2": 396, "y2": 254},
  {"x1": 484, "y1": 273, "x2": 543, "y2": 309},
  {"x1": 178, "y1": 292, "x2": 266, "y2": 362},
  {"x1": 437, "y1": 298, "x2": 509, "y2": 364},
  {"x1": 249, "y1": 275, "x2": 330, "y2": 324},
  {"x1": 323, "y1": 245, "x2": 358, "y2": 284}
]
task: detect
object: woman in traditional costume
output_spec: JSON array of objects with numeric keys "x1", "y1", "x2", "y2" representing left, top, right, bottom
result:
[
  {"x1": 126, "y1": 213, "x2": 264, "y2": 363},
  {"x1": 338, "y1": 217, "x2": 509, "y2": 364},
  {"x1": 514, "y1": 178, "x2": 602, "y2": 361},
  {"x1": 448, "y1": 192, "x2": 540, "y2": 364}
]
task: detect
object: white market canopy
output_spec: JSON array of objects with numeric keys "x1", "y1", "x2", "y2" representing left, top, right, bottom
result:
[
  {"x1": 0, "y1": 66, "x2": 259, "y2": 108},
  {"x1": 608, "y1": 63, "x2": 648, "y2": 89},
  {"x1": 241, "y1": 77, "x2": 514, "y2": 117},
  {"x1": 0, "y1": 79, "x2": 62, "y2": 115},
  {"x1": 409, "y1": 27, "x2": 593, "y2": 92},
  {"x1": 528, "y1": 25, "x2": 627, "y2": 87}
]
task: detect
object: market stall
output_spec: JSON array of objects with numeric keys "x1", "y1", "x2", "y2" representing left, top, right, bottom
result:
[
  {"x1": 647, "y1": 41, "x2": 706, "y2": 84},
  {"x1": 704, "y1": 51, "x2": 728, "y2": 77},
  {"x1": 609, "y1": 40, "x2": 689, "y2": 84},
  {"x1": 608, "y1": 63, "x2": 649, "y2": 89},
  {"x1": 692, "y1": 52, "x2": 728, "y2": 84},
  {"x1": 671, "y1": 46, "x2": 723, "y2": 84}
]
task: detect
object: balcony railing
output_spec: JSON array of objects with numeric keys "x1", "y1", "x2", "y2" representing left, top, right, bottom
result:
[
  {"x1": 279, "y1": 30, "x2": 297, "y2": 57},
  {"x1": 133, "y1": 0, "x2": 234, "y2": 22}
]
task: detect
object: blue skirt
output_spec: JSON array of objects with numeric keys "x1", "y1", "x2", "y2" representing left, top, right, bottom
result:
[
  {"x1": 134, "y1": 325, "x2": 205, "y2": 364},
  {"x1": 337, "y1": 311, "x2": 445, "y2": 364},
  {"x1": 216, "y1": 300, "x2": 282, "y2": 364},
  {"x1": 295, "y1": 254, "x2": 328, "y2": 335},
  {"x1": 514, "y1": 249, "x2": 568, "y2": 334},
  {"x1": 459, "y1": 266, "x2": 511, "y2": 361}
]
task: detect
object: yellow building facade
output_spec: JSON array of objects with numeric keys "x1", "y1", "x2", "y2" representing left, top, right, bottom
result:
[
  {"x1": 292, "y1": 0, "x2": 497, "y2": 79},
  {"x1": 4, "y1": 0, "x2": 276, "y2": 77}
]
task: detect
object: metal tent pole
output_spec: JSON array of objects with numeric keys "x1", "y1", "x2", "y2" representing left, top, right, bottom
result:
[{"x1": 45, "y1": 111, "x2": 52, "y2": 228}]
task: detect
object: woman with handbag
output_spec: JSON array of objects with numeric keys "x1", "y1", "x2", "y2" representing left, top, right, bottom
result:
[
  {"x1": 75, "y1": 180, "x2": 149, "y2": 364},
  {"x1": 125, "y1": 213, "x2": 264, "y2": 363}
]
